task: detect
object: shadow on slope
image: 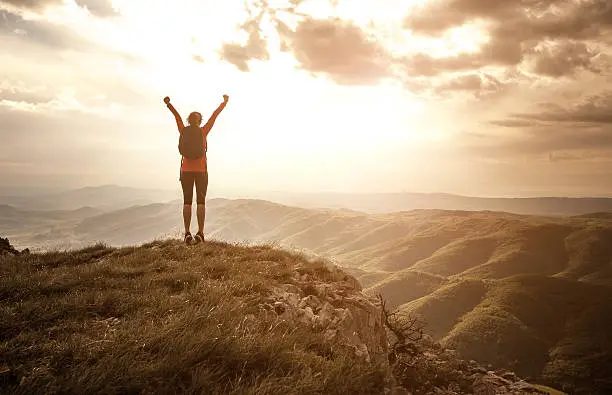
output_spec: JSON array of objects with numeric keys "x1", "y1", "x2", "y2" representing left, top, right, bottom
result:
[
  {"x1": 399, "y1": 279, "x2": 488, "y2": 341},
  {"x1": 402, "y1": 275, "x2": 612, "y2": 394},
  {"x1": 366, "y1": 271, "x2": 447, "y2": 310}
]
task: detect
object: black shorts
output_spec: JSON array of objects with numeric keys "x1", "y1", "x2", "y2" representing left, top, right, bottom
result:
[{"x1": 180, "y1": 171, "x2": 208, "y2": 205}]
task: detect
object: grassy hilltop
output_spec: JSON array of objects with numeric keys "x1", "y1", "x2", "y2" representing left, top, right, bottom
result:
[{"x1": 0, "y1": 241, "x2": 387, "y2": 395}]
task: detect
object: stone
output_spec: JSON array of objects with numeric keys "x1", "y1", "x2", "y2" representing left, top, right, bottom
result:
[
  {"x1": 273, "y1": 301, "x2": 286, "y2": 315},
  {"x1": 317, "y1": 302, "x2": 336, "y2": 327},
  {"x1": 354, "y1": 343, "x2": 371, "y2": 363},
  {"x1": 299, "y1": 295, "x2": 322, "y2": 311}
]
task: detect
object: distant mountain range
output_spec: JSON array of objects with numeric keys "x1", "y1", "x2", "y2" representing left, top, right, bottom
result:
[
  {"x1": 3, "y1": 185, "x2": 612, "y2": 215},
  {"x1": 0, "y1": 185, "x2": 178, "y2": 211},
  {"x1": 2, "y1": 195, "x2": 612, "y2": 393},
  {"x1": 268, "y1": 191, "x2": 612, "y2": 216}
]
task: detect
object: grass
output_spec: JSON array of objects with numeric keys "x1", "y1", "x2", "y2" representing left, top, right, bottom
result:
[
  {"x1": 534, "y1": 384, "x2": 567, "y2": 395},
  {"x1": 0, "y1": 240, "x2": 387, "y2": 394}
]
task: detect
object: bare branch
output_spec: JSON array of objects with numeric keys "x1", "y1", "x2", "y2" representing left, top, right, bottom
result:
[{"x1": 378, "y1": 294, "x2": 426, "y2": 365}]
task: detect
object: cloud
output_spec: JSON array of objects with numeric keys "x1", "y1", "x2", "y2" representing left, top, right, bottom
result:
[
  {"x1": 432, "y1": 72, "x2": 508, "y2": 98},
  {"x1": 217, "y1": 0, "x2": 611, "y2": 94},
  {"x1": 220, "y1": 16, "x2": 270, "y2": 72},
  {"x1": 528, "y1": 40, "x2": 601, "y2": 77},
  {"x1": 460, "y1": 125, "x2": 612, "y2": 162},
  {"x1": 216, "y1": 0, "x2": 391, "y2": 84},
  {"x1": 74, "y1": 0, "x2": 117, "y2": 17},
  {"x1": 497, "y1": 92, "x2": 612, "y2": 126},
  {"x1": 0, "y1": 80, "x2": 55, "y2": 104},
  {"x1": 403, "y1": 0, "x2": 612, "y2": 78},
  {"x1": 0, "y1": 75, "x2": 157, "y2": 118},
  {"x1": 470, "y1": 91, "x2": 612, "y2": 160},
  {"x1": 405, "y1": 0, "x2": 612, "y2": 40},
  {"x1": 285, "y1": 17, "x2": 390, "y2": 85},
  {"x1": 488, "y1": 119, "x2": 539, "y2": 128},
  {"x1": 0, "y1": 0, "x2": 118, "y2": 17},
  {"x1": 399, "y1": 35, "x2": 524, "y2": 77},
  {"x1": 0, "y1": 9, "x2": 93, "y2": 49}
]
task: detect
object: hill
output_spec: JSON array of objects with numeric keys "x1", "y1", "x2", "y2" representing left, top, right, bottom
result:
[
  {"x1": 0, "y1": 240, "x2": 391, "y2": 394},
  {"x1": 399, "y1": 275, "x2": 612, "y2": 394},
  {"x1": 3, "y1": 199, "x2": 612, "y2": 393},
  {"x1": 0, "y1": 240, "x2": 558, "y2": 395}
]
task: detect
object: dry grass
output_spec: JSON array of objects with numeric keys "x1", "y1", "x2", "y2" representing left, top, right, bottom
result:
[{"x1": 0, "y1": 240, "x2": 386, "y2": 395}]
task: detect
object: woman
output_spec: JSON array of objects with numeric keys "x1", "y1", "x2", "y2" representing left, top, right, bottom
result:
[{"x1": 164, "y1": 94, "x2": 229, "y2": 244}]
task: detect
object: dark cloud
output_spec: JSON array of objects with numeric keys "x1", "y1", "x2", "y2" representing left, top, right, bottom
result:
[
  {"x1": 405, "y1": 0, "x2": 612, "y2": 39},
  {"x1": 0, "y1": 0, "x2": 118, "y2": 17},
  {"x1": 218, "y1": 0, "x2": 390, "y2": 85},
  {"x1": 403, "y1": 0, "x2": 612, "y2": 77},
  {"x1": 529, "y1": 40, "x2": 601, "y2": 77},
  {"x1": 215, "y1": 0, "x2": 611, "y2": 97}
]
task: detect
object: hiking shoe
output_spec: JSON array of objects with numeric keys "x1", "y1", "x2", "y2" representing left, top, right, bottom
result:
[
  {"x1": 194, "y1": 232, "x2": 204, "y2": 244},
  {"x1": 184, "y1": 232, "x2": 193, "y2": 245}
]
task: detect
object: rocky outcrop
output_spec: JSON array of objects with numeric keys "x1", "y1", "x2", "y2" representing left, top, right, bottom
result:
[
  {"x1": 261, "y1": 260, "x2": 389, "y2": 366},
  {"x1": 259, "y1": 258, "x2": 558, "y2": 395},
  {"x1": 390, "y1": 335, "x2": 553, "y2": 394},
  {"x1": 0, "y1": 238, "x2": 27, "y2": 256}
]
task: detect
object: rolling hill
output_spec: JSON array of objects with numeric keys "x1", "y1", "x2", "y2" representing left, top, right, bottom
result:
[{"x1": 3, "y1": 198, "x2": 612, "y2": 393}]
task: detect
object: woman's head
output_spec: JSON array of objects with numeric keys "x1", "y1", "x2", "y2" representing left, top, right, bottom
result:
[{"x1": 187, "y1": 111, "x2": 202, "y2": 126}]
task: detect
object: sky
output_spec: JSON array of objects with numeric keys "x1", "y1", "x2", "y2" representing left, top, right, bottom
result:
[{"x1": 1, "y1": 0, "x2": 612, "y2": 197}]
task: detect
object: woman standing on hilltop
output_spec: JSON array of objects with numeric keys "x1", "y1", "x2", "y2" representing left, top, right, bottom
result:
[{"x1": 164, "y1": 94, "x2": 229, "y2": 245}]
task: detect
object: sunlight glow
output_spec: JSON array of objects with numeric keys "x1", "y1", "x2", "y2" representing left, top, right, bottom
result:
[{"x1": 0, "y1": 0, "x2": 487, "y2": 192}]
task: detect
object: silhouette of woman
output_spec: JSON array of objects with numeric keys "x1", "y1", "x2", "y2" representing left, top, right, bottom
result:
[{"x1": 164, "y1": 94, "x2": 229, "y2": 244}]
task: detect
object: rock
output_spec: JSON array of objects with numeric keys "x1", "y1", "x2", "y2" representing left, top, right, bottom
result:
[
  {"x1": 509, "y1": 380, "x2": 545, "y2": 393},
  {"x1": 299, "y1": 295, "x2": 322, "y2": 311},
  {"x1": 273, "y1": 301, "x2": 286, "y2": 315},
  {"x1": 317, "y1": 302, "x2": 336, "y2": 327},
  {"x1": 0, "y1": 237, "x2": 21, "y2": 255},
  {"x1": 500, "y1": 371, "x2": 518, "y2": 381},
  {"x1": 354, "y1": 343, "x2": 371, "y2": 363},
  {"x1": 266, "y1": 262, "x2": 389, "y2": 367},
  {"x1": 303, "y1": 306, "x2": 315, "y2": 322},
  {"x1": 280, "y1": 283, "x2": 301, "y2": 296}
]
